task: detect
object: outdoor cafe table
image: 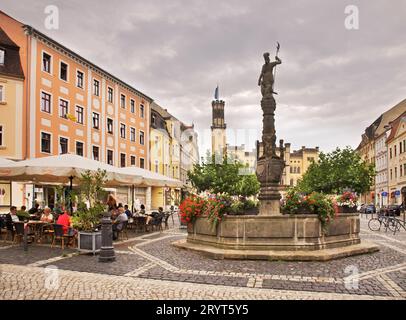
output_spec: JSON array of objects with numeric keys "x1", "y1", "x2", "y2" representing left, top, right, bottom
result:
[{"x1": 24, "y1": 221, "x2": 51, "y2": 243}]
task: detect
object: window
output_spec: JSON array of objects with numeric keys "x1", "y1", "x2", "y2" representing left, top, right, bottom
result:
[
  {"x1": 107, "y1": 118, "x2": 113, "y2": 134},
  {"x1": 130, "y1": 99, "x2": 135, "y2": 113},
  {"x1": 120, "y1": 123, "x2": 126, "y2": 139},
  {"x1": 130, "y1": 155, "x2": 136, "y2": 166},
  {"x1": 0, "y1": 49, "x2": 4, "y2": 65},
  {"x1": 108, "y1": 87, "x2": 113, "y2": 103},
  {"x1": 140, "y1": 104, "x2": 144, "y2": 118},
  {"x1": 152, "y1": 114, "x2": 156, "y2": 126},
  {"x1": 400, "y1": 142, "x2": 403, "y2": 154},
  {"x1": 75, "y1": 106, "x2": 84, "y2": 124},
  {"x1": 120, "y1": 153, "x2": 126, "y2": 167},
  {"x1": 41, "y1": 92, "x2": 51, "y2": 113},
  {"x1": 60, "y1": 61, "x2": 68, "y2": 81},
  {"x1": 59, "y1": 99, "x2": 68, "y2": 118},
  {"x1": 307, "y1": 157, "x2": 314, "y2": 162},
  {"x1": 92, "y1": 146, "x2": 99, "y2": 161},
  {"x1": 41, "y1": 132, "x2": 51, "y2": 153},
  {"x1": 76, "y1": 71, "x2": 84, "y2": 88},
  {"x1": 120, "y1": 94, "x2": 126, "y2": 109},
  {"x1": 59, "y1": 137, "x2": 68, "y2": 154},
  {"x1": 0, "y1": 85, "x2": 4, "y2": 102},
  {"x1": 390, "y1": 148, "x2": 392, "y2": 159},
  {"x1": 140, "y1": 158, "x2": 145, "y2": 169},
  {"x1": 395, "y1": 167, "x2": 397, "y2": 178},
  {"x1": 155, "y1": 160, "x2": 159, "y2": 173},
  {"x1": 107, "y1": 150, "x2": 114, "y2": 165},
  {"x1": 42, "y1": 52, "x2": 51, "y2": 73},
  {"x1": 139, "y1": 130, "x2": 145, "y2": 145},
  {"x1": 0, "y1": 125, "x2": 3, "y2": 146},
  {"x1": 76, "y1": 141, "x2": 84, "y2": 156},
  {"x1": 130, "y1": 127, "x2": 136, "y2": 142},
  {"x1": 93, "y1": 79, "x2": 100, "y2": 96},
  {"x1": 394, "y1": 145, "x2": 397, "y2": 157},
  {"x1": 390, "y1": 169, "x2": 393, "y2": 180},
  {"x1": 401, "y1": 165, "x2": 403, "y2": 177},
  {"x1": 297, "y1": 167, "x2": 300, "y2": 174},
  {"x1": 92, "y1": 113, "x2": 100, "y2": 129}
]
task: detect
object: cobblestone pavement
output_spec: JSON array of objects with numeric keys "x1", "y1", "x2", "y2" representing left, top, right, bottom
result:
[{"x1": 0, "y1": 216, "x2": 405, "y2": 300}]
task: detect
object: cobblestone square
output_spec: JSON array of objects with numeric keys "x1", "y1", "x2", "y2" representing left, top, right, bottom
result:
[{"x1": 0, "y1": 217, "x2": 405, "y2": 300}]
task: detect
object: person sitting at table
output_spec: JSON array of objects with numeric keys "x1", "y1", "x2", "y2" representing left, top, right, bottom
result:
[
  {"x1": 112, "y1": 207, "x2": 128, "y2": 240},
  {"x1": 146, "y1": 207, "x2": 164, "y2": 225},
  {"x1": 56, "y1": 210, "x2": 72, "y2": 235},
  {"x1": 17, "y1": 205, "x2": 30, "y2": 221},
  {"x1": 28, "y1": 203, "x2": 40, "y2": 215},
  {"x1": 139, "y1": 204, "x2": 146, "y2": 215},
  {"x1": 7, "y1": 206, "x2": 19, "y2": 223},
  {"x1": 40, "y1": 207, "x2": 54, "y2": 223},
  {"x1": 124, "y1": 204, "x2": 132, "y2": 218}
]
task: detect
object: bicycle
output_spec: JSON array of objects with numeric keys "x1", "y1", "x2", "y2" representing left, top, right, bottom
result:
[
  {"x1": 368, "y1": 214, "x2": 398, "y2": 232},
  {"x1": 389, "y1": 217, "x2": 406, "y2": 235}
]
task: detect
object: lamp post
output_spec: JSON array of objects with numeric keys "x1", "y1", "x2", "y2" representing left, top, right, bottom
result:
[{"x1": 98, "y1": 210, "x2": 116, "y2": 262}]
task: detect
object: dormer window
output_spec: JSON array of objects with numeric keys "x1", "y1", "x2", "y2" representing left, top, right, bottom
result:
[{"x1": 0, "y1": 49, "x2": 5, "y2": 65}]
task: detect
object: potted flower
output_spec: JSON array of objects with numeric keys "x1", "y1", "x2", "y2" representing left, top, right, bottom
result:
[
  {"x1": 336, "y1": 192, "x2": 357, "y2": 213},
  {"x1": 72, "y1": 169, "x2": 107, "y2": 254}
]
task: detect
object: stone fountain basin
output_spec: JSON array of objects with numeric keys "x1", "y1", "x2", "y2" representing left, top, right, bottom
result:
[{"x1": 172, "y1": 213, "x2": 379, "y2": 261}]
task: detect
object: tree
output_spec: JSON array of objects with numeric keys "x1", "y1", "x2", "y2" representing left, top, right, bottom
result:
[
  {"x1": 187, "y1": 153, "x2": 260, "y2": 197},
  {"x1": 297, "y1": 146, "x2": 375, "y2": 195}
]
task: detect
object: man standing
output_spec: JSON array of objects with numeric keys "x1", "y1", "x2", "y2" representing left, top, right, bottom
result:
[{"x1": 258, "y1": 52, "x2": 282, "y2": 97}]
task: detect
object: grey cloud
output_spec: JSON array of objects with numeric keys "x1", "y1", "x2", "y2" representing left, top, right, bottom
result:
[{"x1": 2, "y1": 0, "x2": 406, "y2": 154}]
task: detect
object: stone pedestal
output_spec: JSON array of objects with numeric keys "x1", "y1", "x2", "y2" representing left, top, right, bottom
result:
[{"x1": 259, "y1": 199, "x2": 281, "y2": 216}]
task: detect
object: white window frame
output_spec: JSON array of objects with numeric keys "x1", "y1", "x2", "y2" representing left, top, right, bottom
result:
[
  {"x1": 58, "y1": 97, "x2": 69, "y2": 119},
  {"x1": 0, "y1": 124, "x2": 4, "y2": 147},
  {"x1": 130, "y1": 154, "x2": 136, "y2": 166},
  {"x1": 92, "y1": 112, "x2": 100, "y2": 130},
  {"x1": 120, "y1": 122, "x2": 126, "y2": 139},
  {"x1": 139, "y1": 157, "x2": 145, "y2": 169},
  {"x1": 120, "y1": 153, "x2": 126, "y2": 167},
  {"x1": 0, "y1": 48, "x2": 5, "y2": 65},
  {"x1": 130, "y1": 127, "x2": 136, "y2": 142},
  {"x1": 40, "y1": 131, "x2": 52, "y2": 154},
  {"x1": 58, "y1": 135, "x2": 69, "y2": 155},
  {"x1": 40, "y1": 90, "x2": 52, "y2": 114},
  {"x1": 120, "y1": 93, "x2": 126, "y2": 109},
  {"x1": 75, "y1": 104, "x2": 85, "y2": 125},
  {"x1": 139, "y1": 130, "x2": 145, "y2": 145},
  {"x1": 130, "y1": 98, "x2": 135, "y2": 114},
  {"x1": 92, "y1": 145, "x2": 100, "y2": 161},
  {"x1": 76, "y1": 68, "x2": 85, "y2": 89},
  {"x1": 107, "y1": 149, "x2": 114, "y2": 165},
  {"x1": 41, "y1": 50, "x2": 53, "y2": 74},
  {"x1": 0, "y1": 84, "x2": 5, "y2": 103},
  {"x1": 107, "y1": 86, "x2": 114, "y2": 103},
  {"x1": 59, "y1": 59, "x2": 70, "y2": 83},
  {"x1": 93, "y1": 78, "x2": 100, "y2": 96},
  {"x1": 107, "y1": 117, "x2": 114, "y2": 134},
  {"x1": 75, "y1": 139, "x2": 85, "y2": 157}
]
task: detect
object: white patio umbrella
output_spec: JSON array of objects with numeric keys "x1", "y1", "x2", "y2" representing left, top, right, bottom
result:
[
  {"x1": 0, "y1": 157, "x2": 15, "y2": 165},
  {"x1": 120, "y1": 166, "x2": 183, "y2": 188},
  {"x1": 0, "y1": 154, "x2": 143, "y2": 187}
]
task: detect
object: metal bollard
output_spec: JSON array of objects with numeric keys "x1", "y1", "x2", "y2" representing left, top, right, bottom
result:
[{"x1": 98, "y1": 211, "x2": 116, "y2": 262}]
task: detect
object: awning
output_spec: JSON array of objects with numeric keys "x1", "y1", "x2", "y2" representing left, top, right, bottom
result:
[
  {"x1": 120, "y1": 166, "x2": 183, "y2": 188},
  {"x1": 0, "y1": 154, "x2": 142, "y2": 186}
]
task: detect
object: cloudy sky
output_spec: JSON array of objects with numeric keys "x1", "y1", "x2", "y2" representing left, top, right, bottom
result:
[{"x1": 2, "y1": 0, "x2": 406, "y2": 155}]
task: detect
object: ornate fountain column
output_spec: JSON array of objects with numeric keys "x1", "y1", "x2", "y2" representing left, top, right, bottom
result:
[{"x1": 256, "y1": 52, "x2": 285, "y2": 215}]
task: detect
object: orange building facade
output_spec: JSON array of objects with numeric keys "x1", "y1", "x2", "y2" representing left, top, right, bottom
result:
[{"x1": 0, "y1": 11, "x2": 151, "y2": 168}]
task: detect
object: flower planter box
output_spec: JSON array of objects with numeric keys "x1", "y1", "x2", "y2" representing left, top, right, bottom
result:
[
  {"x1": 337, "y1": 205, "x2": 357, "y2": 213},
  {"x1": 77, "y1": 231, "x2": 102, "y2": 254}
]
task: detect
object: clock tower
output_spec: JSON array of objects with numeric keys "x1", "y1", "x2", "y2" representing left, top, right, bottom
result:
[{"x1": 211, "y1": 99, "x2": 226, "y2": 157}]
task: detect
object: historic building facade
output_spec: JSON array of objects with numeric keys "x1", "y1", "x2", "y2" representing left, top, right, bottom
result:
[
  {"x1": 356, "y1": 99, "x2": 406, "y2": 206},
  {"x1": 386, "y1": 111, "x2": 406, "y2": 206},
  {"x1": 0, "y1": 11, "x2": 153, "y2": 209}
]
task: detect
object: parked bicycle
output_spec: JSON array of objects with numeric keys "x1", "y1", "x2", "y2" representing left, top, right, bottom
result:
[
  {"x1": 388, "y1": 217, "x2": 406, "y2": 235},
  {"x1": 368, "y1": 214, "x2": 398, "y2": 232}
]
